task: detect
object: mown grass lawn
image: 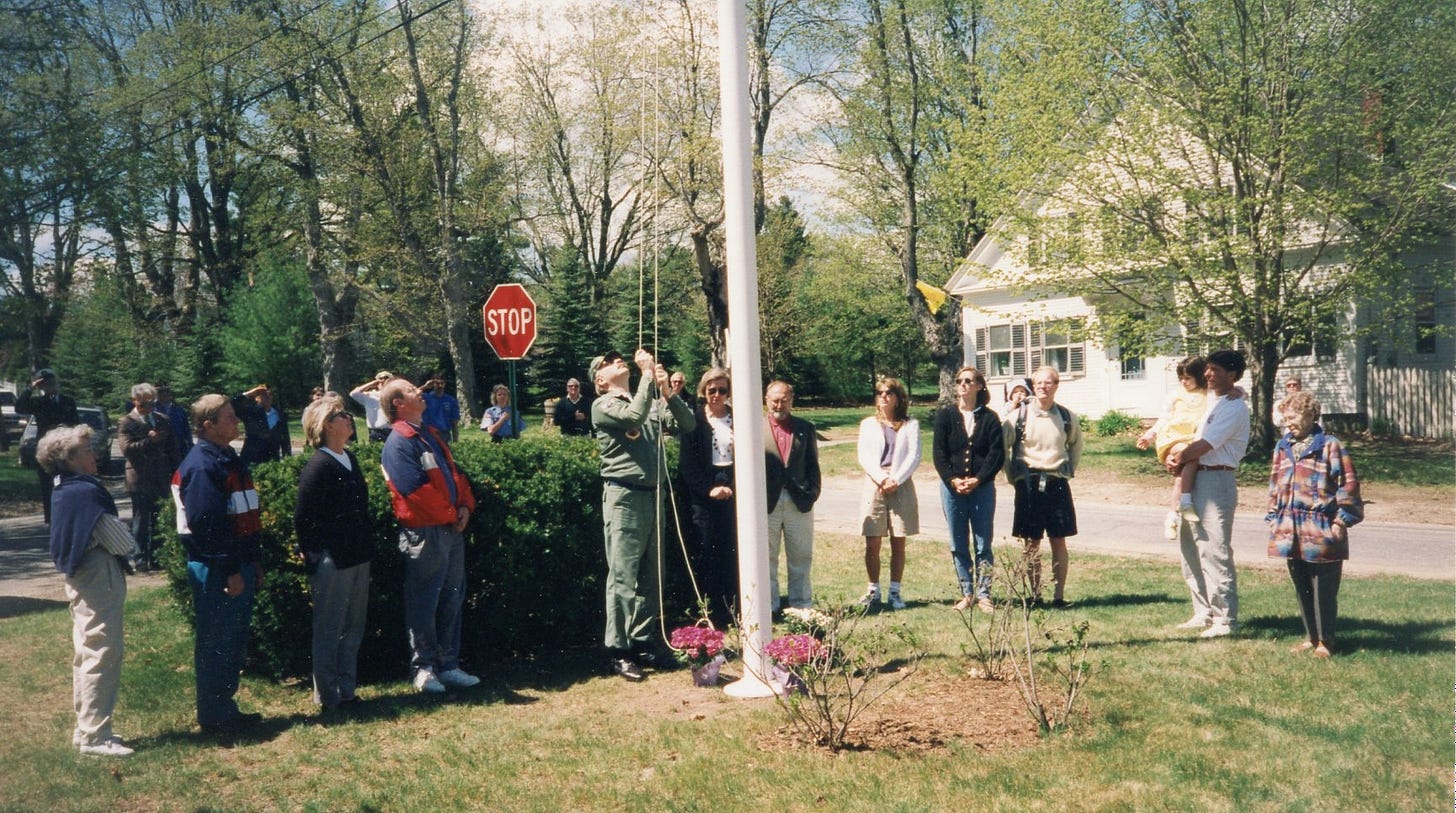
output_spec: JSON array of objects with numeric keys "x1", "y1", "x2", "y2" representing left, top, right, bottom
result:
[{"x1": 2, "y1": 528, "x2": 1448, "y2": 812}]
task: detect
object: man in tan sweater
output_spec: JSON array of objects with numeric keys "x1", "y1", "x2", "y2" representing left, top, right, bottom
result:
[{"x1": 1003, "y1": 366, "x2": 1085, "y2": 606}]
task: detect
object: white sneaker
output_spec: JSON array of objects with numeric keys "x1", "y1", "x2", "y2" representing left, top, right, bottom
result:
[
  {"x1": 1179, "y1": 503, "x2": 1202, "y2": 524},
  {"x1": 1200, "y1": 623, "x2": 1234, "y2": 639},
  {"x1": 413, "y1": 669, "x2": 446, "y2": 693},
  {"x1": 79, "y1": 736, "x2": 134, "y2": 757},
  {"x1": 856, "y1": 589, "x2": 880, "y2": 609},
  {"x1": 887, "y1": 592, "x2": 907, "y2": 610},
  {"x1": 1175, "y1": 615, "x2": 1210, "y2": 629},
  {"x1": 1163, "y1": 511, "x2": 1180, "y2": 541},
  {"x1": 437, "y1": 668, "x2": 481, "y2": 688}
]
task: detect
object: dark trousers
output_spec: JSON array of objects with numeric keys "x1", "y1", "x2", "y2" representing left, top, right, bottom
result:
[
  {"x1": 1287, "y1": 559, "x2": 1342, "y2": 643},
  {"x1": 40, "y1": 469, "x2": 55, "y2": 524},
  {"x1": 188, "y1": 561, "x2": 256, "y2": 727},
  {"x1": 130, "y1": 492, "x2": 161, "y2": 568},
  {"x1": 690, "y1": 498, "x2": 739, "y2": 626}
]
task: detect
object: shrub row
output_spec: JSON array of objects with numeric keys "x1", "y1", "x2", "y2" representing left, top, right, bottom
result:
[{"x1": 160, "y1": 434, "x2": 700, "y2": 681}]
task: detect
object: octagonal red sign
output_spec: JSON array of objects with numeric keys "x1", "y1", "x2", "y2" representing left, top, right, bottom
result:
[{"x1": 482, "y1": 283, "x2": 538, "y2": 360}]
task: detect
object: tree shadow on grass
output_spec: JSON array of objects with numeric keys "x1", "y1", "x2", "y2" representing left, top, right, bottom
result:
[
  {"x1": 0, "y1": 594, "x2": 66, "y2": 619},
  {"x1": 1064, "y1": 592, "x2": 1183, "y2": 610},
  {"x1": 1238, "y1": 613, "x2": 1453, "y2": 655}
]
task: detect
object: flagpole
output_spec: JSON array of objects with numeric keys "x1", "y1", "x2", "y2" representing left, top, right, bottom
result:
[{"x1": 716, "y1": 0, "x2": 776, "y2": 698}]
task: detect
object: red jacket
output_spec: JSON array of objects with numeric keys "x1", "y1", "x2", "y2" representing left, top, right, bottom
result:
[{"x1": 380, "y1": 420, "x2": 475, "y2": 528}]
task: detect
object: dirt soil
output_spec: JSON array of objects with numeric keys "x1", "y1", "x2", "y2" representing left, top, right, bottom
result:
[{"x1": 639, "y1": 663, "x2": 1043, "y2": 755}]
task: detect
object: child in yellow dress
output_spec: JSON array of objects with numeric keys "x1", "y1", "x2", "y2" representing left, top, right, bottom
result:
[{"x1": 1137, "y1": 357, "x2": 1209, "y2": 540}]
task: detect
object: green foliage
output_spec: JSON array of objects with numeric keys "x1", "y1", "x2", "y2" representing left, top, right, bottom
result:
[
  {"x1": 161, "y1": 435, "x2": 615, "y2": 680},
  {"x1": 218, "y1": 253, "x2": 322, "y2": 407},
  {"x1": 1093, "y1": 409, "x2": 1142, "y2": 437},
  {"x1": 533, "y1": 249, "x2": 609, "y2": 390}
]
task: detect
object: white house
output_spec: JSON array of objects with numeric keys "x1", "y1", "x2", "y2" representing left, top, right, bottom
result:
[{"x1": 944, "y1": 117, "x2": 1454, "y2": 437}]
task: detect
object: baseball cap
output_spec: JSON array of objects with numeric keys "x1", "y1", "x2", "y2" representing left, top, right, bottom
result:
[
  {"x1": 374, "y1": 370, "x2": 393, "y2": 381},
  {"x1": 587, "y1": 351, "x2": 623, "y2": 382},
  {"x1": 34, "y1": 367, "x2": 56, "y2": 380}
]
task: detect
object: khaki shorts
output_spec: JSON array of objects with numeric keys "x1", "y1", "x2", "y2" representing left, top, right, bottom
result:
[{"x1": 860, "y1": 475, "x2": 919, "y2": 537}]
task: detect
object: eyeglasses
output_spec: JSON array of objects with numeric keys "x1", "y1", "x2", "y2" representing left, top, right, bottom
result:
[
  {"x1": 875, "y1": 390, "x2": 894, "y2": 397},
  {"x1": 329, "y1": 412, "x2": 354, "y2": 422},
  {"x1": 955, "y1": 378, "x2": 976, "y2": 385},
  {"x1": 705, "y1": 386, "x2": 729, "y2": 395}
]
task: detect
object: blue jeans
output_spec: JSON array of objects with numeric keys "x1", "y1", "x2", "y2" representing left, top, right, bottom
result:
[
  {"x1": 941, "y1": 481, "x2": 996, "y2": 599},
  {"x1": 188, "y1": 560, "x2": 256, "y2": 727},
  {"x1": 400, "y1": 525, "x2": 466, "y2": 674}
]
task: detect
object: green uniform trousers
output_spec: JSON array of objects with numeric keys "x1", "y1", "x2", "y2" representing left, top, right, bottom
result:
[{"x1": 602, "y1": 481, "x2": 662, "y2": 651}]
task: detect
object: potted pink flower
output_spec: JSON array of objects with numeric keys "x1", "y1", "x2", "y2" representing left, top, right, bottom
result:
[
  {"x1": 765, "y1": 633, "x2": 824, "y2": 693},
  {"x1": 669, "y1": 625, "x2": 726, "y2": 686}
]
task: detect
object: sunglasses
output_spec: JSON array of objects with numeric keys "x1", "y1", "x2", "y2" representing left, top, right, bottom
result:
[
  {"x1": 705, "y1": 386, "x2": 729, "y2": 395},
  {"x1": 875, "y1": 390, "x2": 894, "y2": 397},
  {"x1": 955, "y1": 378, "x2": 977, "y2": 385}
]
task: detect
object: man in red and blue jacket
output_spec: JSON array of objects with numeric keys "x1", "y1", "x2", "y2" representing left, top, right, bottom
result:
[
  {"x1": 378, "y1": 378, "x2": 480, "y2": 694},
  {"x1": 171, "y1": 394, "x2": 264, "y2": 733}
]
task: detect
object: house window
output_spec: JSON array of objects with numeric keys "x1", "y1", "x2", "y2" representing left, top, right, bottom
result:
[
  {"x1": 1284, "y1": 310, "x2": 1338, "y2": 361},
  {"x1": 975, "y1": 319, "x2": 1084, "y2": 379},
  {"x1": 1036, "y1": 321, "x2": 1085, "y2": 374},
  {"x1": 1120, "y1": 354, "x2": 1145, "y2": 380},
  {"x1": 1414, "y1": 292, "x2": 1437, "y2": 355}
]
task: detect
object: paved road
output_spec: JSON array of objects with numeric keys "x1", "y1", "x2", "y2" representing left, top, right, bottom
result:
[
  {"x1": 3, "y1": 470, "x2": 1450, "y2": 611},
  {"x1": 814, "y1": 473, "x2": 1454, "y2": 582}
]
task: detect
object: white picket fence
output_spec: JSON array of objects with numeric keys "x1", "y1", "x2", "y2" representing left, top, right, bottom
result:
[{"x1": 1368, "y1": 367, "x2": 1456, "y2": 439}]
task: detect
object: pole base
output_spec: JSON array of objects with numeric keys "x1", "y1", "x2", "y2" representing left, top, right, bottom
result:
[{"x1": 722, "y1": 670, "x2": 779, "y2": 699}]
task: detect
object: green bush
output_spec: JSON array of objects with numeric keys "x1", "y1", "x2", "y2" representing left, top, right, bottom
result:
[
  {"x1": 1093, "y1": 410, "x2": 1142, "y2": 437},
  {"x1": 161, "y1": 434, "x2": 700, "y2": 680}
]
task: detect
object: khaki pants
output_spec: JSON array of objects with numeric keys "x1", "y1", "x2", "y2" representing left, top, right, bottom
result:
[{"x1": 65, "y1": 548, "x2": 127, "y2": 747}]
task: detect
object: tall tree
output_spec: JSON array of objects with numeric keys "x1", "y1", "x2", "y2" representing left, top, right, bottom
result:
[
  {"x1": 983, "y1": 0, "x2": 1456, "y2": 449},
  {"x1": 826, "y1": 0, "x2": 989, "y2": 401}
]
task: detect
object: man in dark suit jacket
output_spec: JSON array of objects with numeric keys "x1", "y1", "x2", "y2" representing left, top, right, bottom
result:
[
  {"x1": 18, "y1": 367, "x2": 80, "y2": 523},
  {"x1": 233, "y1": 385, "x2": 292, "y2": 466},
  {"x1": 119, "y1": 382, "x2": 182, "y2": 570},
  {"x1": 763, "y1": 380, "x2": 821, "y2": 612}
]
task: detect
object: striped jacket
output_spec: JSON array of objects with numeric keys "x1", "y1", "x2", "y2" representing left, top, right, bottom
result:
[
  {"x1": 1265, "y1": 427, "x2": 1362, "y2": 562},
  {"x1": 172, "y1": 439, "x2": 262, "y2": 576}
]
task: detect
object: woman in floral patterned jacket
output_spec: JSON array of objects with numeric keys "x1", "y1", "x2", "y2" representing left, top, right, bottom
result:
[{"x1": 1266, "y1": 391, "x2": 1362, "y2": 659}]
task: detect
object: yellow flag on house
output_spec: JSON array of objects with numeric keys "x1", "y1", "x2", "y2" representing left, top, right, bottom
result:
[{"x1": 916, "y1": 281, "x2": 948, "y2": 314}]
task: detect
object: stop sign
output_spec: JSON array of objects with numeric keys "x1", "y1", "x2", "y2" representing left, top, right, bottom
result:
[{"x1": 481, "y1": 283, "x2": 538, "y2": 360}]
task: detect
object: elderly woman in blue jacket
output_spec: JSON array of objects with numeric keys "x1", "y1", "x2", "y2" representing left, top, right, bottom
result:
[{"x1": 1266, "y1": 390, "x2": 1362, "y2": 659}]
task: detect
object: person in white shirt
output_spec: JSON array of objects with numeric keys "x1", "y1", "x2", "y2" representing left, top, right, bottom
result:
[
  {"x1": 855, "y1": 377, "x2": 921, "y2": 610},
  {"x1": 1167, "y1": 349, "x2": 1252, "y2": 638},
  {"x1": 350, "y1": 371, "x2": 394, "y2": 442}
]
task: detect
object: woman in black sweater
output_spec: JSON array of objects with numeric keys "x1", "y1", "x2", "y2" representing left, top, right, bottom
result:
[
  {"x1": 294, "y1": 394, "x2": 374, "y2": 710},
  {"x1": 932, "y1": 366, "x2": 1005, "y2": 612}
]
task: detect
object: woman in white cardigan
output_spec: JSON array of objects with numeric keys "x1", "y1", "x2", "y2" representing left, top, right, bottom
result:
[{"x1": 856, "y1": 377, "x2": 921, "y2": 610}]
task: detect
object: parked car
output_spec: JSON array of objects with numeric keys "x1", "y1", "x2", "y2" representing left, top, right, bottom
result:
[
  {"x1": 0, "y1": 390, "x2": 20, "y2": 443},
  {"x1": 17, "y1": 406, "x2": 113, "y2": 469}
]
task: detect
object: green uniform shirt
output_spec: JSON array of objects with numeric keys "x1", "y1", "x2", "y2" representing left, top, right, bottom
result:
[{"x1": 592, "y1": 374, "x2": 696, "y2": 484}]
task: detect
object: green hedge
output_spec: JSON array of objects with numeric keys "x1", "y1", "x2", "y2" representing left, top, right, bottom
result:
[{"x1": 160, "y1": 434, "x2": 700, "y2": 681}]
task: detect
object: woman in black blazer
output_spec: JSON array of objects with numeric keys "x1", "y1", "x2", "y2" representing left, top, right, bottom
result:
[
  {"x1": 294, "y1": 394, "x2": 374, "y2": 710},
  {"x1": 932, "y1": 366, "x2": 1005, "y2": 612},
  {"x1": 677, "y1": 368, "x2": 738, "y2": 626}
]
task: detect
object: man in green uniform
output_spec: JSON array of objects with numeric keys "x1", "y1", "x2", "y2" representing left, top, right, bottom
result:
[{"x1": 590, "y1": 348, "x2": 696, "y2": 681}]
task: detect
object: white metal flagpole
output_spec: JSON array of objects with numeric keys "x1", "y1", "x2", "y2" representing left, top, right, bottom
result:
[{"x1": 716, "y1": 0, "x2": 776, "y2": 698}]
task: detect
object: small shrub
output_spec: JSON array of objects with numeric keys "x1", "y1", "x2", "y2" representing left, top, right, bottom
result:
[
  {"x1": 955, "y1": 590, "x2": 1014, "y2": 680},
  {"x1": 1094, "y1": 410, "x2": 1142, "y2": 437},
  {"x1": 761, "y1": 601, "x2": 923, "y2": 751},
  {"x1": 997, "y1": 553, "x2": 1097, "y2": 734}
]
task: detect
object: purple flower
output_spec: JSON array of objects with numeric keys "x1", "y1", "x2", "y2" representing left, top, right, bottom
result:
[{"x1": 669, "y1": 626, "x2": 725, "y2": 667}]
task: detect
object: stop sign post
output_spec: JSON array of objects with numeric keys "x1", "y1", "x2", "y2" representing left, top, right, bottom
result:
[
  {"x1": 482, "y1": 283, "x2": 538, "y2": 360},
  {"x1": 482, "y1": 284, "x2": 537, "y2": 436}
]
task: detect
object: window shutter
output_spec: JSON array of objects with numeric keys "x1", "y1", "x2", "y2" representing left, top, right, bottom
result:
[
  {"x1": 1027, "y1": 322, "x2": 1042, "y2": 370},
  {"x1": 1070, "y1": 344, "x2": 1085, "y2": 373},
  {"x1": 1012, "y1": 324, "x2": 1027, "y2": 375}
]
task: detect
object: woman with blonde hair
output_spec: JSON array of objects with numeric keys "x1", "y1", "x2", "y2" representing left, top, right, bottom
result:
[
  {"x1": 855, "y1": 377, "x2": 921, "y2": 610},
  {"x1": 294, "y1": 394, "x2": 375, "y2": 709}
]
